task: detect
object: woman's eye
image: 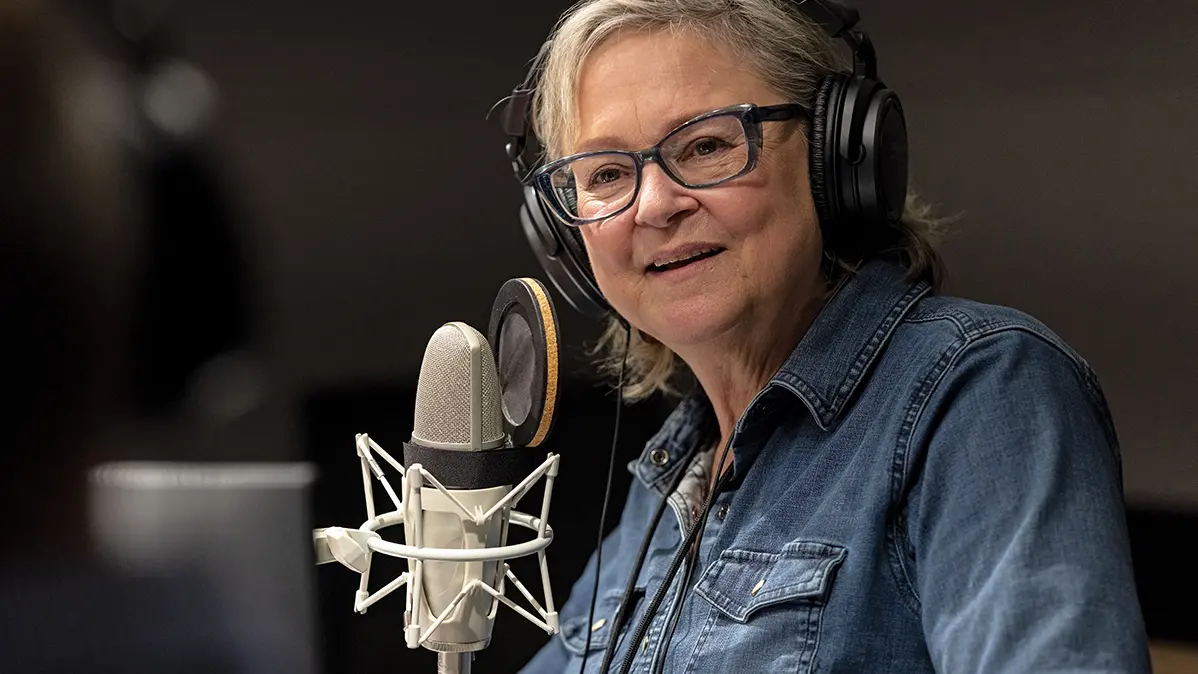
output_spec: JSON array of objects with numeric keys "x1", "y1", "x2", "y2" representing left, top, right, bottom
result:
[
  {"x1": 680, "y1": 137, "x2": 733, "y2": 160},
  {"x1": 694, "y1": 138, "x2": 726, "y2": 156},
  {"x1": 588, "y1": 166, "x2": 625, "y2": 187}
]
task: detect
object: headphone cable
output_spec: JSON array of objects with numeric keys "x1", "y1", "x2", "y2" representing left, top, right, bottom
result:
[
  {"x1": 578, "y1": 323, "x2": 632, "y2": 673},
  {"x1": 597, "y1": 451, "x2": 690, "y2": 673},
  {"x1": 615, "y1": 434, "x2": 735, "y2": 674}
]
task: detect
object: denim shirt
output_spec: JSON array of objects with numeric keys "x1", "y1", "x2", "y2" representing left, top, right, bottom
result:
[{"x1": 520, "y1": 258, "x2": 1150, "y2": 674}]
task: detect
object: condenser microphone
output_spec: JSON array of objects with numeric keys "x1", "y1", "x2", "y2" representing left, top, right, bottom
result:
[
  {"x1": 403, "y1": 322, "x2": 510, "y2": 655},
  {"x1": 312, "y1": 281, "x2": 564, "y2": 673}
]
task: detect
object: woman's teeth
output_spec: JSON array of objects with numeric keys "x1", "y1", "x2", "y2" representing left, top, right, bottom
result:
[{"x1": 650, "y1": 248, "x2": 723, "y2": 272}]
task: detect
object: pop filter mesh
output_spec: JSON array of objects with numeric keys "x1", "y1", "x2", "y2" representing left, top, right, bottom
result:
[{"x1": 497, "y1": 313, "x2": 534, "y2": 426}]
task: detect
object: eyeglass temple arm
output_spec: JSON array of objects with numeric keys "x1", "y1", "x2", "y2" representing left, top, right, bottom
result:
[{"x1": 757, "y1": 104, "x2": 812, "y2": 122}]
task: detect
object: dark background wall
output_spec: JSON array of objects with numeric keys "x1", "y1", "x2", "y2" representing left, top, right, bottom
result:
[{"x1": 144, "y1": 0, "x2": 1195, "y2": 670}]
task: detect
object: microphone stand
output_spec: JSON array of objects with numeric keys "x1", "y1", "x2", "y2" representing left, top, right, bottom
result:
[{"x1": 437, "y1": 653, "x2": 472, "y2": 673}]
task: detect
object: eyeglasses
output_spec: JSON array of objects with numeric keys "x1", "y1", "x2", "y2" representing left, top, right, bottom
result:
[{"x1": 528, "y1": 103, "x2": 808, "y2": 226}]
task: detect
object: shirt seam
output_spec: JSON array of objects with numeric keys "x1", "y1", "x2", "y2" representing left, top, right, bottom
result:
[{"x1": 889, "y1": 333, "x2": 966, "y2": 618}]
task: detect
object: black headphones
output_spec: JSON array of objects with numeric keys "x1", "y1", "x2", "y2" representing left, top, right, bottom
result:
[{"x1": 500, "y1": 0, "x2": 908, "y2": 319}]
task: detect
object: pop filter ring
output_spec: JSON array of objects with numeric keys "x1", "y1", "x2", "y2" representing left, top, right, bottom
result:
[{"x1": 488, "y1": 278, "x2": 561, "y2": 448}]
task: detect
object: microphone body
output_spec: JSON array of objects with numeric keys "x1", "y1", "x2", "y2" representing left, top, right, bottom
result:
[
  {"x1": 409, "y1": 484, "x2": 509, "y2": 652},
  {"x1": 404, "y1": 322, "x2": 507, "y2": 653}
]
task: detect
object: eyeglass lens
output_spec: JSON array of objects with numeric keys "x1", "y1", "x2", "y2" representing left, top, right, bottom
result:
[{"x1": 547, "y1": 113, "x2": 750, "y2": 221}]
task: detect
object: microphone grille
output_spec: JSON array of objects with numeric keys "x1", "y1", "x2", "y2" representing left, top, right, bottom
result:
[{"x1": 412, "y1": 322, "x2": 503, "y2": 449}]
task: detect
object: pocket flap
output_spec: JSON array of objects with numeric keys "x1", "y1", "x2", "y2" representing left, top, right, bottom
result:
[{"x1": 694, "y1": 540, "x2": 846, "y2": 623}]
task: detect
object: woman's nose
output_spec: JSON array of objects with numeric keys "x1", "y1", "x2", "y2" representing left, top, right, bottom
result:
[{"x1": 633, "y1": 163, "x2": 698, "y2": 229}]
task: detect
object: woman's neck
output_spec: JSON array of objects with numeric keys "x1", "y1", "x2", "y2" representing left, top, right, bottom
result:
[{"x1": 679, "y1": 274, "x2": 830, "y2": 468}]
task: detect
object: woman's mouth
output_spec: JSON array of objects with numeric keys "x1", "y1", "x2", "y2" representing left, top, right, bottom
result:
[{"x1": 647, "y1": 247, "x2": 725, "y2": 273}]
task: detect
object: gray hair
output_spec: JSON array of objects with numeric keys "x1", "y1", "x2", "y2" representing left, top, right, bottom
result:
[{"x1": 529, "y1": 0, "x2": 951, "y2": 401}]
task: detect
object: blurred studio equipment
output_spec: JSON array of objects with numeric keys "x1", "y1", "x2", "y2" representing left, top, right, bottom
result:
[
  {"x1": 89, "y1": 461, "x2": 321, "y2": 673},
  {"x1": 313, "y1": 279, "x2": 565, "y2": 673}
]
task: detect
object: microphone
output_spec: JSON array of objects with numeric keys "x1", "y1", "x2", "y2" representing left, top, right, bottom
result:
[
  {"x1": 404, "y1": 322, "x2": 508, "y2": 654},
  {"x1": 313, "y1": 280, "x2": 564, "y2": 672}
]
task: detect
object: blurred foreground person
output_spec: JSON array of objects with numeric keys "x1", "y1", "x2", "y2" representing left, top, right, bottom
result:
[{"x1": 0, "y1": 1, "x2": 252, "y2": 670}]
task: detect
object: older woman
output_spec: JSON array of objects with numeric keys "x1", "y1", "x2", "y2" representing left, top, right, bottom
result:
[{"x1": 508, "y1": 1, "x2": 1150, "y2": 672}]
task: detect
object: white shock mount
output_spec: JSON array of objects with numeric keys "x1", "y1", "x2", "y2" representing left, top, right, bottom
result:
[{"x1": 313, "y1": 433, "x2": 561, "y2": 650}]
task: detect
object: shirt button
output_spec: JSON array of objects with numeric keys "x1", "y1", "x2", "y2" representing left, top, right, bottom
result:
[
  {"x1": 716, "y1": 505, "x2": 729, "y2": 520},
  {"x1": 650, "y1": 448, "x2": 669, "y2": 466}
]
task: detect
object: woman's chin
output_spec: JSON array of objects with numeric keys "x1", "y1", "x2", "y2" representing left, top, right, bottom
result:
[{"x1": 640, "y1": 292, "x2": 746, "y2": 350}]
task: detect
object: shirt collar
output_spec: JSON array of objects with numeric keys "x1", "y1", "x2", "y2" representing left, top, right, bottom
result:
[
  {"x1": 771, "y1": 257, "x2": 930, "y2": 431},
  {"x1": 630, "y1": 256, "x2": 930, "y2": 491}
]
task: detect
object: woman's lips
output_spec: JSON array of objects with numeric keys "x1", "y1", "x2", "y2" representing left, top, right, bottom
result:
[
  {"x1": 646, "y1": 246, "x2": 726, "y2": 273},
  {"x1": 646, "y1": 248, "x2": 725, "y2": 277}
]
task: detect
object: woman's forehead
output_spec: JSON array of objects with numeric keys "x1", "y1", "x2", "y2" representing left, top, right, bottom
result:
[{"x1": 571, "y1": 29, "x2": 769, "y2": 152}]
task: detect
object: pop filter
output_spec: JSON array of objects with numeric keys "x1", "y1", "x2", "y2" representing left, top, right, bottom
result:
[{"x1": 487, "y1": 278, "x2": 560, "y2": 448}]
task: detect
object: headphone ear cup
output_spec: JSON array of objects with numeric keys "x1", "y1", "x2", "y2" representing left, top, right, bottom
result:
[
  {"x1": 557, "y1": 219, "x2": 592, "y2": 279},
  {"x1": 857, "y1": 90, "x2": 908, "y2": 226},
  {"x1": 809, "y1": 73, "x2": 910, "y2": 256},
  {"x1": 519, "y1": 185, "x2": 610, "y2": 319},
  {"x1": 808, "y1": 75, "x2": 843, "y2": 232}
]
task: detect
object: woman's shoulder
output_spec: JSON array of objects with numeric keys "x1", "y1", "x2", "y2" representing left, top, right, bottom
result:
[
  {"x1": 887, "y1": 293, "x2": 1110, "y2": 417},
  {"x1": 899, "y1": 292, "x2": 1094, "y2": 374},
  {"x1": 904, "y1": 293, "x2": 1061, "y2": 344}
]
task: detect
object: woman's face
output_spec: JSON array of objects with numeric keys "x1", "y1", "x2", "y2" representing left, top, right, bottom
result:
[{"x1": 572, "y1": 29, "x2": 823, "y2": 351}]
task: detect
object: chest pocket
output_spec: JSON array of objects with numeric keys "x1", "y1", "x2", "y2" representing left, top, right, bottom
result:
[{"x1": 692, "y1": 540, "x2": 846, "y2": 673}]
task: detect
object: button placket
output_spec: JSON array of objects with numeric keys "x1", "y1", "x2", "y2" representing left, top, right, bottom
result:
[{"x1": 639, "y1": 607, "x2": 665, "y2": 674}]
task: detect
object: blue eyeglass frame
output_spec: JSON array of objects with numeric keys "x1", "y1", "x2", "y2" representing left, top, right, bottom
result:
[{"x1": 527, "y1": 103, "x2": 809, "y2": 226}]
